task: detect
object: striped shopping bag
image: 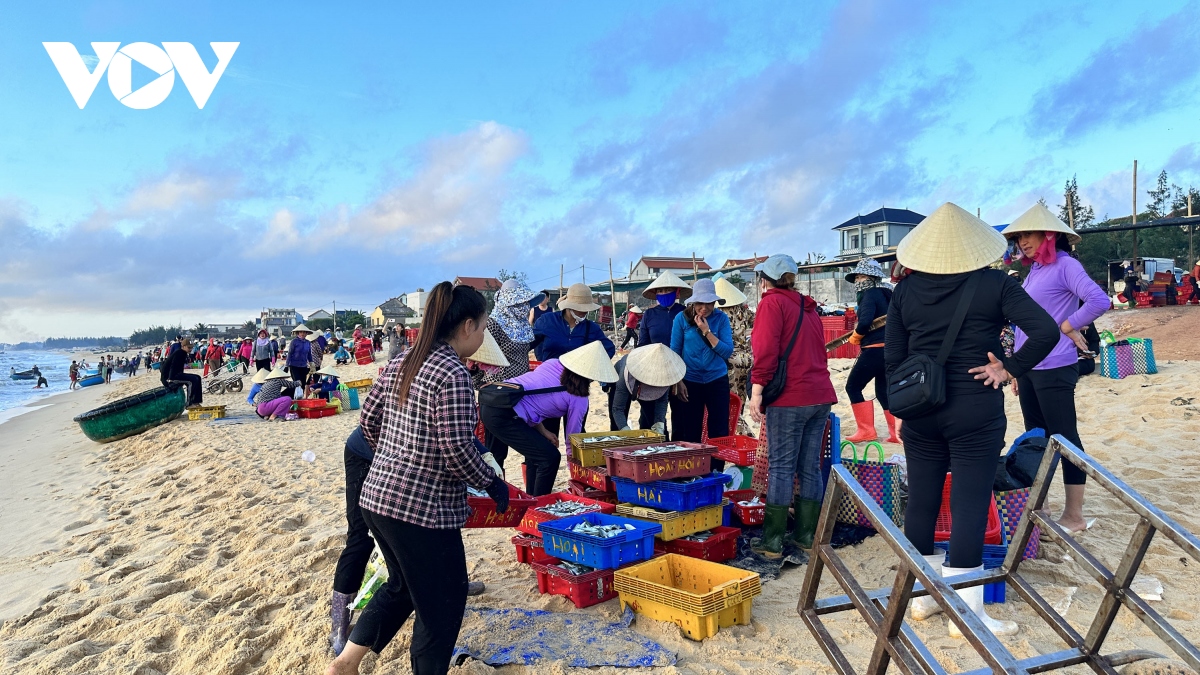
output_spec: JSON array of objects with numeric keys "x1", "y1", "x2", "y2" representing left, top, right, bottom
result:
[
  {"x1": 1100, "y1": 341, "x2": 1136, "y2": 379},
  {"x1": 836, "y1": 441, "x2": 903, "y2": 529},
  {"x1": 1128, "y1": 338, "x2": 1157, "y2": 375},
  {"x1": 994, "y1": 488, "x2": 1040, "y2": 560}
]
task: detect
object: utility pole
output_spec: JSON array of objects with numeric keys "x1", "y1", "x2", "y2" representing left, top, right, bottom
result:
[
  {"x1": 691, "y1": 252, "x2": 699, "y2": 281},
  {"x1": 1189, "y1": 193, "x2": 1195, "y2": 271},
  {"x1": 559, "y1": 265, "x2": 564, "y2": 301},
  {"x1": 1132, "y1": 160, "x2": 1139, "y2": 265},
  {"x1": 608, "y1": 258, "x2": 618, "y2": 335},
  {"x1": 332, "y1": 300, "x2": 337, "y2": 334}
]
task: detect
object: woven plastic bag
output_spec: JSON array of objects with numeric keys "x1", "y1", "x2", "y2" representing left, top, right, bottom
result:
[
  {"x1": 994, "y1": 488, "x2": 1040, "y2": 560},
  {"x1": 1127, "y1": 338, "x2": 1157, "y2": 375},
  {"x1": 836, "y1": 441, "x2": 903, "y2": 529},
  {"x1": 1100, "y1": 341, "x2": 1136, "y2": 379}
]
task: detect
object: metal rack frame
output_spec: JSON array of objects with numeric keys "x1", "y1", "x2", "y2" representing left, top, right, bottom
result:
[{"x1": 797, "y1": 435, "x2": 1200, "y2": 674}]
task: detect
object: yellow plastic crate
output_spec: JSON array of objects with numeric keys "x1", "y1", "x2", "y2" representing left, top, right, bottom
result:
[
  {"x1": 569, "y1": 429, "x2": 665, "y2": 467},
  {"x1": 187, "y1": 405, "x2": 226, "y2": 421},
  {"x1": 614, "y1": 554, "x2": 761, "y2": 640},
  {"x1": 614, "y1": 500, "x2": 726, "y2": 541},
  {"x1": 342, "y1": 378, "x2": 373, "y2": 390}
]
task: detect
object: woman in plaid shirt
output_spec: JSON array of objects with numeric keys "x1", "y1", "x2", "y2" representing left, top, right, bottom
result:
[{"x1": 327, "y1": 282, "x2": 509, "y2": 675}]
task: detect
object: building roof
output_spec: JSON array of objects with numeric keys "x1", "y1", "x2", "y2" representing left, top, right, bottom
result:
[
  {"x1": 376, "y1": 297, "x2": 415, "y2": 317},
  {"x1": 454, "y1": 276, "x2": 502, "y2": 291},
  {"x1": 307, "y1": 309, "x2": 333, "y2": 321},
  {"x1": 721, "y1": 256, "x2": 769, "y2": 269},
  {"x1": 638, "y1": 256, "x2": 712, "y2": 271},
  {"x1": 832, "y1": 207, "x2": 925, "y2": 231}
]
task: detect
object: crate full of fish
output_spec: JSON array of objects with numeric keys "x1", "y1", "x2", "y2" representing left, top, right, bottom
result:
[
  {"x1": 538, "y1": 513, "x2": 662, "y2": 569},
  {"x1": 569, "y1": 429, "x2": 665, "y2": 467},
  {"x1": 653, "y1": 526, "x2": 740, "y2": 563},
  {"x1": 614, "y1": 554, "x2": 762, "y2": 641},
  {"x1": 463, "y1": 482, "x2": 536, "y2": 529},
  {"x1": 511, "y1": 534, "x2": 558, "y2": 565},
  {"x1": 603, "y1": 442, "x2": 716, "y2": 483},
  {"x1": 516, "y1": 492, "x2": 617, "y2": 537},
  {"x1": 566, "y1": 479, "x2": 618, "y2": 504},
  {"x1": 530, "y1": 559, "x2": 619, "y2": 608},
  {"x1": 724, "y1": 490, "x2": 765, "y2": 526},
  {"x1": 614, "y1": 501, "x2": 726, "y2": 541},
  {"x1": 610, "y1": 472, "x2": 731, "y2": 512},
  {"x1": 567, "y1": 460, "x2": 614, "y2": 492}
]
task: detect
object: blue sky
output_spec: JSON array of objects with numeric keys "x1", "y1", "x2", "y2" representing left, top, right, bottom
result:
[{"x1": 1, "y1": 0, "x2": 1198, "y2": 341}]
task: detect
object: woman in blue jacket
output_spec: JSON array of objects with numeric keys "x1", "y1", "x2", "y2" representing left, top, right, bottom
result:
[
  {"x1": 669, "y1": 279, "x2": 734, "y2": 465},
  {"x1": 287, "y1": 323, "x2": 314, "y2": 385}
]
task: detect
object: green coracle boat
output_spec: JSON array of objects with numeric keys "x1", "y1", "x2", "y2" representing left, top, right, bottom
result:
[{"x1": 73, "y1": 386, "x2": 187, "y2": 443}]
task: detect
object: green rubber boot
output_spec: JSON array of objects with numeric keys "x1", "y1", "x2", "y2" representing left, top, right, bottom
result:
[
  {"x1": 792, "y1": 498, "x2": 822, "y2": 550},
  {"x1": 751, "y1": 505, "x2": 790, "y2": 559}
]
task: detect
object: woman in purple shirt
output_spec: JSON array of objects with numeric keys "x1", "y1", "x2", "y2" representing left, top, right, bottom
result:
[
  {"x1": 1003, "y1": 204, "x2": 1109, "y2": 533},
  {"x1": 480, "y1": 341, "x2": 618, "y2": 496}
]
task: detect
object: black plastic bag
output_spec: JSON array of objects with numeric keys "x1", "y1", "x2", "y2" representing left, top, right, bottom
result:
[{"x1": 1004, "y1": 436, "x2": 1049, "y2": 489}]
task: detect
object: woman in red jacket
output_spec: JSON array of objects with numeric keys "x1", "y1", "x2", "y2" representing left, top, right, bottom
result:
[
  {"x1": 748, "y1": 254, "x2": 838, "y2": 558},
  {"x1": 204, "y1": 338, "x2": 224, "y2": 376}
]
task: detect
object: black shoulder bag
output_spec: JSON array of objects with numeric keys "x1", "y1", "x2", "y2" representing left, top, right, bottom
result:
[
  {"x1": 886, "y1": 271, "x2": 981, "y2": 420},
  {"x1": 748, "y1": 297, "x2": 805, "y2": 407},
  {"x1": 478, "y1": 382, "x2": 566, "y2": 408}
]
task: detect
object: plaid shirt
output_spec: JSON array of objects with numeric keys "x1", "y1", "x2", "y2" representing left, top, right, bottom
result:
[{"x1": 359, "y1": 341, "x2": 496, "y2": 528}]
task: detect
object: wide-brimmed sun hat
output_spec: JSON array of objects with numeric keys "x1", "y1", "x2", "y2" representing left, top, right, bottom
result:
[
  {"x1": 754, "y1": 254, "x2": 798, "y2": 280},
  {"x1": 266, "y1": 368, "x2": 292, "y2": 380},
  {"x1": 1001, "y1": 203, "x2": 1082, "y2": 245},
  {"x1": 559, "y1": 341, "x2": 618, "y2": 383},
  {"x1": 685, "y1": 278, "x2": 725, "y2": 306},
  {"x1": 713, "y1": 277, "x2": 747, "y2": 307},
  {"x1": 641, "y1": 270, "x2": 693, "y2": 300},
  {"x1": 251, "y1": 369, "x2": 271, "y2": 384},
  {"x1": 625, "y1": 344, "x2": 687, "y2": 388},
  {"x1": 467, "y1": 331, "x2": 510, "y2": 368},
  {"x1": 316, "y1": 365, "x2": 341, "y2": 378},
  {"x1": 896, "y1": 202, "x2": 1007, "y2": 274},
  {"x1": 845, "y1": 258, "x2": 886, "y2": 282},
  {"x1": 292, "y1": 324, "x2": 312, "y2": 334},
  {"x1": 495, "y1": 279, "x2": 536, "y2": 308},
  {"x1": 558, "y1": 283, "x2": 601, "y2": 312}
]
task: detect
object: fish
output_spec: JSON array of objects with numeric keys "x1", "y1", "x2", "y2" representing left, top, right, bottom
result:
[{"x1": 536, "y1": 500, "x2": 601, "y2": 517}]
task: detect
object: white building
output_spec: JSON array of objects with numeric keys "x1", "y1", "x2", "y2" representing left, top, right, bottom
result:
[
  {"x1": 630, "y1": 256, "x2": 711, "y2": 282},
  {"x1": 833, "y1": 207, "x2": 924, "y2": 260}
]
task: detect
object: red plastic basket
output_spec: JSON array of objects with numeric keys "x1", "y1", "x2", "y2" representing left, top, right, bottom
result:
[
  {"x1": 295, "y1": 399, "x2": 327, "y2": 410},
  {"x1": 530, "y1": 561, "x2": 617, "y2": 608},
  {"x1": 934, "y1": 474, "x2": 1002, "y2": 545},
  {"x1": 653, "y1": 526, "x2": 739, "y2": 562},
  {"x1": 603, "y1": 442, "x2": 716, "y2": 483},
  {"x1": 464, "y1": 483, "x2": 536, "y2": 528},
  {"x1": 297, "y1": 405, "x2": 338, "y2": 419},
  {"x1": 567, "y1": 460, "x2": 613, "y2": 492},
  {"x1": 566, "y1": 479, "x2": 618, "y2": 504},
  {"x1": 512, "y1": 534, "x2": 558, "y2": 565},
  {"x1": 700, "y1": 393, "x2": 743, "y2": 442},
  {"x1": 516, "y1": 492, "x2": 617, "y2": 536},
  {"x1": 725, "y1": 489, "x2": 765, "y2": 525},
  {"x1": 708, "y1": 435, "x2": 758, "y2": 466},
  {"x1": 823, "y1": 327, "x2": 861, "y2": 359}
]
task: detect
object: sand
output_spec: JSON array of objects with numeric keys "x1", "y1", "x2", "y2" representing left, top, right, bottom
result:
[{"x1": 2, "y1": 333, "x2": 1200, "y2": 674}]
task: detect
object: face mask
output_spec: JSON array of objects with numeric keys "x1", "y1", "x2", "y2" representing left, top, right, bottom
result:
[
  {"x1": 571, "y1": 310, "x2": 589, "y2": 321},
  {"x1": 656, "y1": 291, "x2": 677, "y2": 308}
]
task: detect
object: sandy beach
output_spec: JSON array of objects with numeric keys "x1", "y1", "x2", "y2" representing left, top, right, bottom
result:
[{"x1": 2, "y1": 316, "x2": 1199, "y2": 674}]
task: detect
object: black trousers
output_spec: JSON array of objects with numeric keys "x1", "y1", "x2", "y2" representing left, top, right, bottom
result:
[
  {"x1": 845, "y1": 346, "x2": 888, "y2": 407},
  {"x1": 333, "y1": 447, "x2": 375, "y2": 594},
  {"x1": 255, "y1": 358, "x2": 272, "y2": 372},
  {"x1": 348, "y1": 511, "x2": 467, "y2": 675},
  {"x1": 289, "y1": 365, "x2": 309, "y2": 385},
  {"x1": 480, "y1": 404, "x2": 561, "y2": 496},
  {"x1": 1018, "y1": 364, "x2": 1086, "y2": 485},
  {"x1": 669, "y1": 375, "x2": 728, "y2": 472},
  {"x1": 903, "y1": 391, "x2": 1005, "y2": 568},
  {"x1": 169, "y1": 374, "x2": 204, "y2": 406},
  {"x1": 620, "y1": 328, "x2": 638, "y2": 349}
]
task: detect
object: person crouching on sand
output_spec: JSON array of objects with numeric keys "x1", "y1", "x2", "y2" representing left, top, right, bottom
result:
[
  {"x1": 254, "y1": 369, "x2": 301, "y2": 420},
  {"x1": 325, "y1": 281, "x2": 509, "y2": 675}
]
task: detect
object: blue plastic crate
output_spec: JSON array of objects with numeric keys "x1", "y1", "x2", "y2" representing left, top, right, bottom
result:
[
  {"x1": 722, "y1": 501, "x2": 732, "y2": 527},
  {"x1": 934, "y1": 542, "x2": 1007, "y2": 604},
  {"x1": 539, "y1": 513, "x2": 662, "y2": 569},
  {"x1": 610, "y1": 472, "x2": 731, "y2": 511}
]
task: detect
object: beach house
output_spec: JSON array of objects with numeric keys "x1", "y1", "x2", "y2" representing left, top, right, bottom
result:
[{"x1": 832, "y1": 207, "x2": 925, "y2": 260}]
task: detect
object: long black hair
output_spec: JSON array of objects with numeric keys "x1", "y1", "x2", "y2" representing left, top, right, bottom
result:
[
  {"x1": 395, "y1": 281, "x2": 487, "y2": 404},
  {"x1": 560, "y1": 367, "x2": 591, "y2": 397}
]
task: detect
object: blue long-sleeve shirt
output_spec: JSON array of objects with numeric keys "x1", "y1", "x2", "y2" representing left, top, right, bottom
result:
[
  {"x1": 531, "y1": 311, "x2": 615, "y2": 361},
  {"x1": 670, "y1": 309, "x2": 733, "y2": 384},
  {"x1": 638, "y1": 303, "x2": 683, "y2": 346}
]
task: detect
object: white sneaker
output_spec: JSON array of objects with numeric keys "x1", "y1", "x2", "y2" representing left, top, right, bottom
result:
[
  {"x1": 909, "y1": 553, "x2": 946, "y2": 621},
  {"x1": 943, "y1": 566, "x2": 1018, "y2": 638}
]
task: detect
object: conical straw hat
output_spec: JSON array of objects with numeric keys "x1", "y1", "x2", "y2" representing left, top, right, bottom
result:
[
  {"x1": 251, "y1": 369, "x2": 271, "y2": 384},
  {"x1": 713, "y1": 277, "x2": 747, "y2": 307},
  {"x1": 896, "y1": 202, "x2": 1007, "y2": 274},
  {"x1": 467, "y1": 330, "x2": 510, "y2": 368},
  {"x1": 625, "y1": 344, "x2": 687, "y2": 387},
  {"x1": 559, "y1": 341, "x2": 618, "y2": 383},
  {"x1": 1001, "y1": 202, "x2": 1081, "y2": 244},
  {"x1": 292, "y1": 323, "x2": 312, "y2": 334},
  {"x1": 642, "y1": 270, "x2": 693, "y2": 300},
  {"x1": 266, "y1": 368, "x2": 292, "y2": 380},
  {"x1": 317, "y1": 365, "x2": 341, "y2": 378}
]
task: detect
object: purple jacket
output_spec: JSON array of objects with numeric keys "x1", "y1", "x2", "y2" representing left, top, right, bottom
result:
[
  {"x1": 1014, "y1": 256, "x2": 1108, "y2": 370},
  {"x1": 508, "y1": 359, "x2": 588, "y2": 436},
  {"x1": 287, "y1": 337, "x2": 312, "y2": 368}
]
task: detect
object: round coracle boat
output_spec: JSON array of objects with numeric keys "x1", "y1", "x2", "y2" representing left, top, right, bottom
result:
[{"x1": 73, "y1": 386, "x2": 187, "y2": 443}]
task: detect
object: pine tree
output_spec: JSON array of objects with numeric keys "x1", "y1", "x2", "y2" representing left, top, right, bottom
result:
[
  {"x1": 1147, "y1": 169, "x2": 1172, "y2": 218},
  {"x1": 1058, "y1": 175, "x2": 1095, "y2": 229}
]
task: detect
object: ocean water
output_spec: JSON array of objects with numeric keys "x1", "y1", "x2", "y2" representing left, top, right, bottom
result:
[{"x1": 0, "y1": 350, "x2": 79, "y2": 413}]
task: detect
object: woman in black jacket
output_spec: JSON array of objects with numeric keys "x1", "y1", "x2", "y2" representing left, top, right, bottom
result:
[
  {"x1": 160, "y1": 337, "x2": 204, "y2": 407},
  {"x1": 843, "y1": 258, "x2": 897, "y2": 443},
  {"x1": 885, "y1": 203, "x2": 1058, "y2": 638}
]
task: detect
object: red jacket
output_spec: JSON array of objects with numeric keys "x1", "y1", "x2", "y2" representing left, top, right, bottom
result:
[
  {"x1": 205, "y1": 345, "x2": 224, "y2": 361},
  {"x1": 625, "y1": 312, "x2": 641, "y2": 329},
  {"x1": 750, "y1": 288, "x2": 837, "y2": 408}
]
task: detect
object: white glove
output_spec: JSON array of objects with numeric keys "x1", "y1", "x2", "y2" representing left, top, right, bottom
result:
[
  {"x1": 481, "y1": 452, "x2": 504, "y2": 479},
  {"x1": 651, "y1": 422, "x2": 666, "y2": 436}
]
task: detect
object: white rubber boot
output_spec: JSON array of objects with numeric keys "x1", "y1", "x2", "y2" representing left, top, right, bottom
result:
[
  {"x1": 943, "y1": 565, "x2": 1018, "y2": 638},
  {"x1": 909, "y1": 553, "x2": 946, "y2": 621}
]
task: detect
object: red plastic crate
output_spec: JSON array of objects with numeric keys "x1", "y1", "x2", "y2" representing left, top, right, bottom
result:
[
  {"x1": 567, "y1": 460, "x2": 613, "y2": 492},
  {"x1": 823, "y1": 327, "x2": 861, "y2": 359},
  {"x1": 530, "y1": 561, "x2": 617, "y2": 608},
  {"x1": 700, "y1": 392, "x2": 743, "y2": 443},
  {"x1": 566, "y1": 479, "x2": 618, "y2": 504},
  {"x1": 603, "y1": 442, "x2": 716, "y2": 483},
  {"x1": 725, "y1": 489, "x2": 765, "y2": 525},
  {"x1": 653, "y1": 526, "x2": 740, "y2": 562},
  {"x1": 512, "y1": 534, "x2": 558, "y2": 565},
  {"x1": 821, "y1": 315, "x2": 852, "y2": 331},
  {"x1": 934, "y1": 474, "x2": 1002, "y2": 545},
  {"x1": 295, "y1": 399, "x2": 328, "y2": 410},
  {"x1": 297, "y1": 405, "x2": 338, "y2": 419},
  {"x1": 464, "y1": 483, "x2": 536, "y2": 528},
  {"x1": 516, "y1": 492, "x2": 617, "y2": 536},
  {"x1": 708, "y1": 435, "x2": 758, "y2": 466}
]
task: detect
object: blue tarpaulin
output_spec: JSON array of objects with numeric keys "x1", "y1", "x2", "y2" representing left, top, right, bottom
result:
[{"x1": 453, "y1": 606, "x2": 676, "y2": 668}]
